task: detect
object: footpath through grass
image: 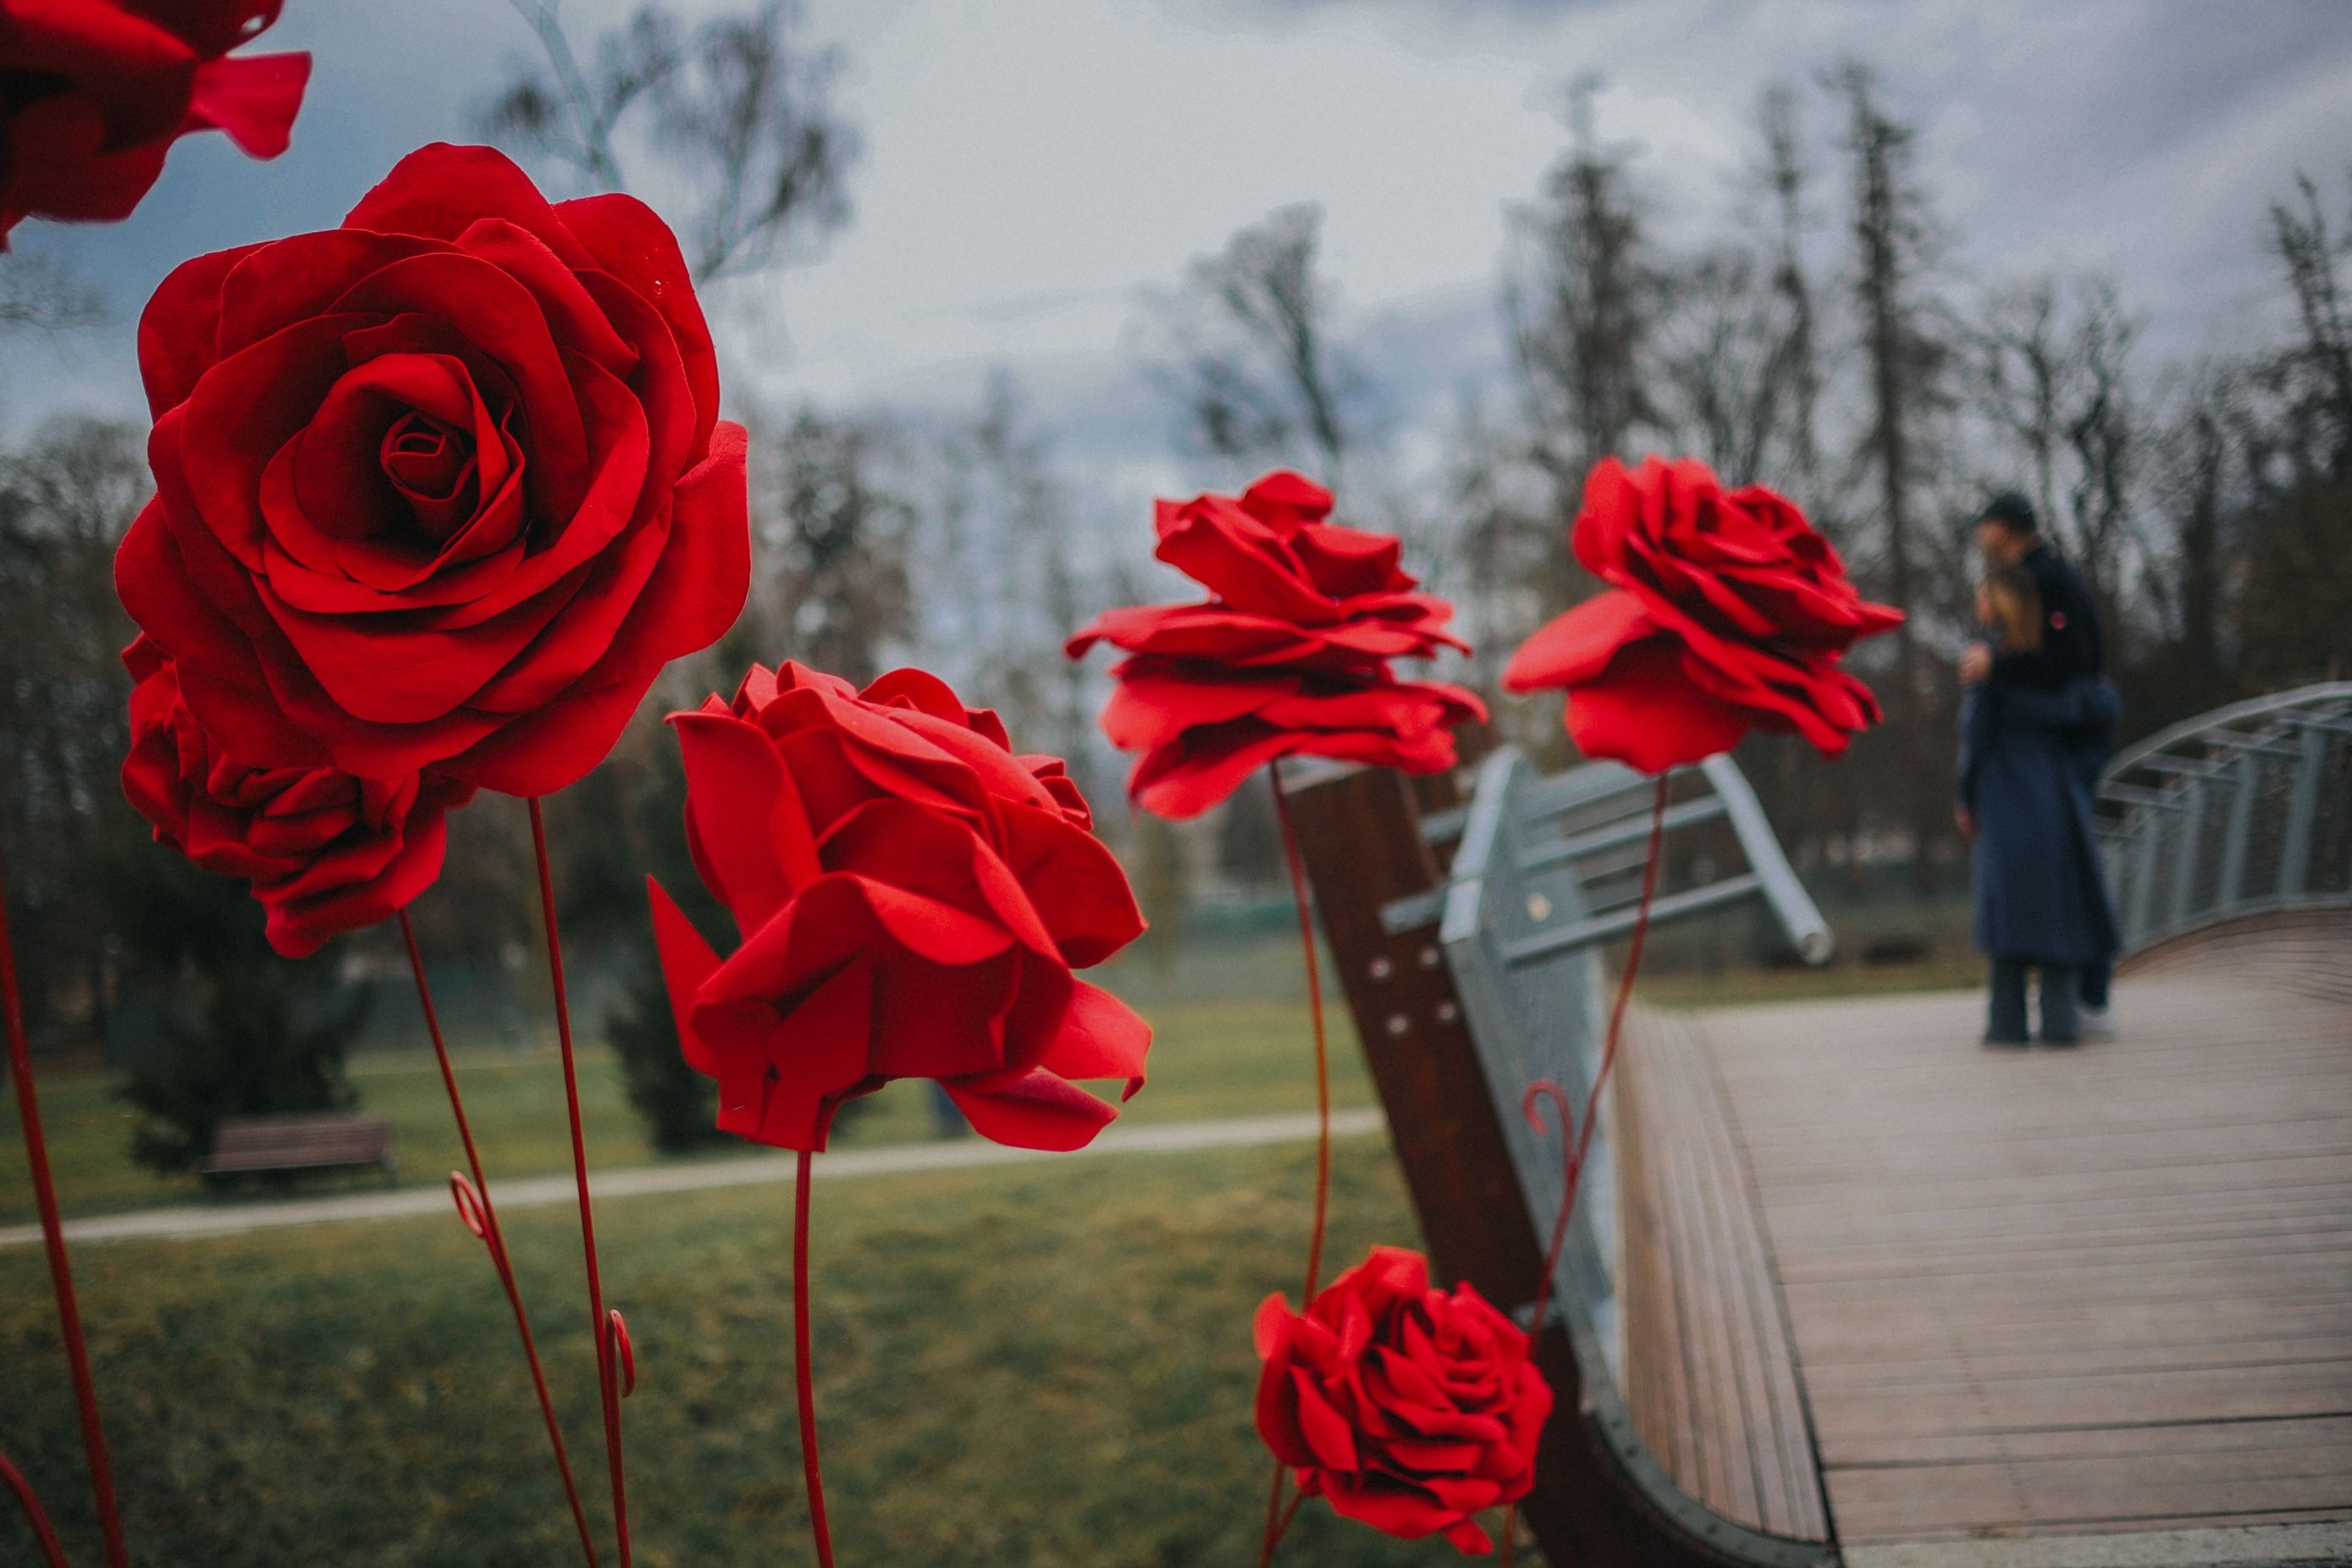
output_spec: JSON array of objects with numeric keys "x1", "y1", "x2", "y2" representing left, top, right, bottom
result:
[
  {"x1": 0, "y1": 1136, "x2": 1542, "y2": 1567},
  {"x1": 0, "y1": 987, "x2": 1376, "y2": 1227}
]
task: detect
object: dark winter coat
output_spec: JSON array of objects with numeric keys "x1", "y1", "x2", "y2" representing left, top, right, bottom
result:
[{"x1": 1960, "y1": 676, "x2": 2121, "y2": 968}]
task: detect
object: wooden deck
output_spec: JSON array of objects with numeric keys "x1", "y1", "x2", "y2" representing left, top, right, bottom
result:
[{"x1": 1680, "y1": 910, "x2": 2352, "y2": 1560}]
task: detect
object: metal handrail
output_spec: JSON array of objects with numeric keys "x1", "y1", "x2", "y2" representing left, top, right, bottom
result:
[{"x1": 2097, "y1": 682, "x2": 2352, "y2": 954}]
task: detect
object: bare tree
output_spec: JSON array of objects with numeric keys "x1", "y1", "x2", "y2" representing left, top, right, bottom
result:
[
  {"x1": 2266, "y1": 172, "x2": 2352, "y2": 479},
  {"x1": 760, "y1": 406, "x2": 914, "y2": 686},
  {"x1": 1759, "y1": 85, "x2": 1825, "y2": 489},
  {"x1": 482, "y1": 1, "x2": 857, "y2": 283},
  {"x1": 0, "y1": 418, "x2": 148, "y2": 1033},
  {"x1": 1152, "y1": 202, "x2": 1361, "y2": 486},
  {"x1": 1832, "y1": 60, "x2": 1952, "y2": 698},
  {"x1": 0, "y1": 252, "x2": 105, "y2": 339},
  {"x1": 1505, "y1": 75, "x2": 1670, "y2": 505}
]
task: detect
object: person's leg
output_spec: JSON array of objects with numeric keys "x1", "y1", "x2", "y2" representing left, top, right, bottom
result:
[
  {"x1": 2040, "y1": 963, "x2": 2080, "y2": 1044},
  {"x1": 2079, "y1": 960, "x2": 2110, "y2": 1011},
  {"x1": 1986, "y1": 958, "x2": 2029, "y2": 1045}
]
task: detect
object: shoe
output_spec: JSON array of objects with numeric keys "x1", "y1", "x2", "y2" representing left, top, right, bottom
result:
[
  {"x1": 2078, "y1": 1006, "x2": 2114, "y2": 1041},
  {"x1": 1982, "y1": 1033, "x2": 2031, "y2": 1049}
]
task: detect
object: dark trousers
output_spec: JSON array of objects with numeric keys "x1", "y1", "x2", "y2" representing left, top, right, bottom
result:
[
  {"x1": 2079, "y1": 961, "x2": 2110, "y2": 1010},
  {"x1": 1989, "y1": 958, "x2": 2080, "y2": 1042}
]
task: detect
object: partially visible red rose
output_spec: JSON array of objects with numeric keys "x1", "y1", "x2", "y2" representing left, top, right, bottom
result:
[
  {"x1": 1, "y1": 0, "x2": 309, "y2": 244},
  {"x1": 648, "y1": 660, "x2": 1151, "y2": 1153},
  {"x1": 115, "y1": 143, "x2": 750, "y2": 798},
  {"x1": 121, "y1": 636, "x2": 472, "y2": 958},
  {"x1": 1067, "y1": 471, "x2": 1484, "y2": 818},
  {"x1": 1504, "y1": 456, "x2": 1902, "y2": 774},
  {"x1": 1255, "y1": 1245, "x2": 1551, "y2": 1556}
]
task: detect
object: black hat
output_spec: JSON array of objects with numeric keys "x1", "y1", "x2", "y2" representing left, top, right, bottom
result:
[{"x1": 1979, "y1": 491, "x2": 2038, "y2": 533}]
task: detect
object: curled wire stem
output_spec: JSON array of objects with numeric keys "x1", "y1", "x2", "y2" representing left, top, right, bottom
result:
[
  {"x1": 529, "y1": 798, "x2": 633, "y2": 1568},
  {"x1": 1, "y1": 850, "x2": 127, "y2": 1568},
  {"x1": 793, "y1": 1149, "x2": 837, "y2": 1568},
  {"x1": 1, "y1": 1450, "x2": 70, "y2": 1568},
  {"x1": 1497, "y1": 775, "x2": 1670, "y2": 1568},
  {"x1": 1256, "y1": 768, "x2": 1334, "y2": 1568},
  {"x1": 403, "y1": 912, "x2": 601, "y2": 1568}
]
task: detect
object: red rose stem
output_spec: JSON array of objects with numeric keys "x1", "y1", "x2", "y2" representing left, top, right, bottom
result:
[
  {"x1": 1, "y1": 1449, "x2": 70, "y2": 1568},
  {"x1": 528, "y1": 798, "x2": 633, "y2": 1568},
  {"x1": 0, "y1": 851, "x2": 128, "y2": 1568},
  {"x1": 1257, "y1": 766, "x2": 1333, "y2": 1568},
  {"x1": 400, "y1": 912, "x2": 601, "y2": 1568},
  {"x1": 1495, "y1": 775, "x2": 1670, "y2": 1568},
  {"x1": 792, "y1": 1149, "x2": 837, "y2": 1568}
]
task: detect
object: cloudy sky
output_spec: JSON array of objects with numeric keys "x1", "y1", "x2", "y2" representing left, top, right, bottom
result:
[{"x1": 8, "y1": 0, "x2": 2351, "y2": 486}]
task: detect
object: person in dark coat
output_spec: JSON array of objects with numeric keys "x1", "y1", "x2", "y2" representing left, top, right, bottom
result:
[
  {"x1": 1960, "y1": 492, "x2": 2119, "y2": 1024},
  {"x1": 1959, "y1": 566, "x2": 2120, "y2": 1045}
]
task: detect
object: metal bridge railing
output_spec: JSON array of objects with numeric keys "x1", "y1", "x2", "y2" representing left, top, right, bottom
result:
[{"x1": 2097, "y1": 682, "x2": 2352, "y2": 956}]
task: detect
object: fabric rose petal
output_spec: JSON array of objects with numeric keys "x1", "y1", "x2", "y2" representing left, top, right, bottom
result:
[
  {"x1": 114, "y1": 142, "x2": 750, "y2": 798},
  {"x1": 1, "y1": 0, "x2": 310, "y2": 244},
  {"x1": 1255, "y1": 1245, "x2": 1552, "y2": 1556},
  {"x1": 647, "y1": 660, "x2": 1152, "y2": 1153},
  {"x1": 1504, "y1": 456, "x2": 1904, "y2": 775},
  {"x1": 120, "y1": 636, "x2": 472, "y2": 958},
  {"x1": 1067, "y1": 471, "x2": 1485, "y2": 819}
]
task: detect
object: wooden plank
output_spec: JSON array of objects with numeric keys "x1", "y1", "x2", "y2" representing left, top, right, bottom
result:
[
  {"x1": 1695, "y1": 909, "x2": 2352, "y2": 1548},
  {"x1": 1615, "y1": 1006, "x2": 1830, "y2": 1542}
]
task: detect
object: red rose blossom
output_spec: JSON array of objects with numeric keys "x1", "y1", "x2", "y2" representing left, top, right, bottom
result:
[
  {"x1": 1066, "y1": 471, "x2": 1484, "y2": 818},
  {"x1": 120, "y1": 635, "x2": 472, "y2": 958},
  {"x1": 114, "y1": 142, "x2": 750, "y2": 797},
  {"x1": 1, "y1": 0, "x2": 309, "y2": 244},
  {"x1": 648, "y1": 660, "x2": 1152, "y2": 1153},
  {"x1": 1503, "y1": 456, "x2": 1902, "y2": 774},
  {"x1": 1255, "y1": 1245, "x2": 1551, "y2": 1555}
]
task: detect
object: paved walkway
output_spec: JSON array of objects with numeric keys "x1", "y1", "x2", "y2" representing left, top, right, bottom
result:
[{"x1": 0, "y1": 1107, "x2": 1388, "y2": 1249}]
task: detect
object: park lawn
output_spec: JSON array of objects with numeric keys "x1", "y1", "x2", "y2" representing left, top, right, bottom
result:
[
  {"x1": 0, "y1": 1135, "x2": 1543, "y2": 1568},
  {"x1": 2, "y1": 996, "x2": 1375, "y2": 1228}
]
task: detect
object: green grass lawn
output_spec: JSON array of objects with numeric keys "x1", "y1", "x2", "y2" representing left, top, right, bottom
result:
[
  {"x1": 2, "y1": 930, "x2": 1980, "y2": 1228},
  {"x1": 0, "y1": 1136, "x2": 1551, "y2": 1567},
  {"x1": 0, "y1": 991, "x2": 1377, "y2": 1228}
]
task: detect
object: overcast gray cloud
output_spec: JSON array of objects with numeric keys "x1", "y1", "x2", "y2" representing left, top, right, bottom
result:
[{"x1": 4, "y1": 0, "x2": 2349, "y2": 488}]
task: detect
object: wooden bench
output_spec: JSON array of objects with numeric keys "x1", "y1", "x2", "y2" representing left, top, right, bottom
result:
[
  {"x1": 199, "y1": 1113, "x2": 397, "y2": 1186},
  {"x1": 1289, "y1": 747, "x2": 1838, "y2": 1568}
]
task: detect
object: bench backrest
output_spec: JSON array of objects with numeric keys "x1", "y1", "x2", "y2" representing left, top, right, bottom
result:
[
  {"x1": 1287, "y1": 748, "x2": 1834, "y2": 1568},
  {"x1": 206, "y1": 1113, "x2": 393, "y2": 1171}
]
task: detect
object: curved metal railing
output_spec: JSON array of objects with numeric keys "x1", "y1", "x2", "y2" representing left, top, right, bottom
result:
[{"x1": 2097, "y1": 682, "x2": 2352, "y2": 955}]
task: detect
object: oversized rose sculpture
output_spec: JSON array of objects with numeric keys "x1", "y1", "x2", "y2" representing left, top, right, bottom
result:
[
  {"x1": 649, "y1": 660, "x2": 1152, "y2": 1153},
  {"x1": 1066, "y1": 470, "x2": 1484, "y2": 819},
  {"x1": 0, "y1": 0, "x2": 310, "y2": 244},
  {"x1": 1505, "y1": 456, "x2": 1902, "y2": 774},
  {"x1": 114, "y1": 142, "x2": 750, "y2": 798},
  {"x1": 121, "y1": 635, "x2": 472, "y2": 958},
  {"x1": 1256, "y1": 1246, "x2": 1551, "y2": 1556}
]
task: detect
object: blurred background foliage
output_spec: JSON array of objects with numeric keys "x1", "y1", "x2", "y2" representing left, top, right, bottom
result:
[{"x1": 1, "y1": 7, "x2": 2349, "y2": 1177}]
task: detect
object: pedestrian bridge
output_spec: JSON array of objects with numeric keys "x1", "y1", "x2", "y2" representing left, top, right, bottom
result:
[{"x1": 1291, "y1": 682, "x2": 2352, "y2": 1568}]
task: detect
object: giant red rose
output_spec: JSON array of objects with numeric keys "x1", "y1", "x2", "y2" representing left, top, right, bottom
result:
[
  {"x1": 114, "y1": 142, "x2": 750, "y2": 796},
  {"x1": 648, "y1": 660, "x2": 1151, "y2": 1153},
  {"x1": 121, "y1": 636, "x2": 472, "y2": 958},
  {"x1": 1, "y1": 0, "x2": 308, "y2": 244},
  {"x1": 1067, "y1": 471, "x2": 1484, "y2": 818},
  {"x1": 1256, "y1": 1246, "x2": 1551, "y2": 1555},
  {"x1": 1504, "y1": 456, "x2": 1902, "y2": 774}
]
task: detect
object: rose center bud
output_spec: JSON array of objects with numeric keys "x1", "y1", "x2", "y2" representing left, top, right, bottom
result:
[{"x1": 378, "y1": 411, "x2": 478, "y2": 542}]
